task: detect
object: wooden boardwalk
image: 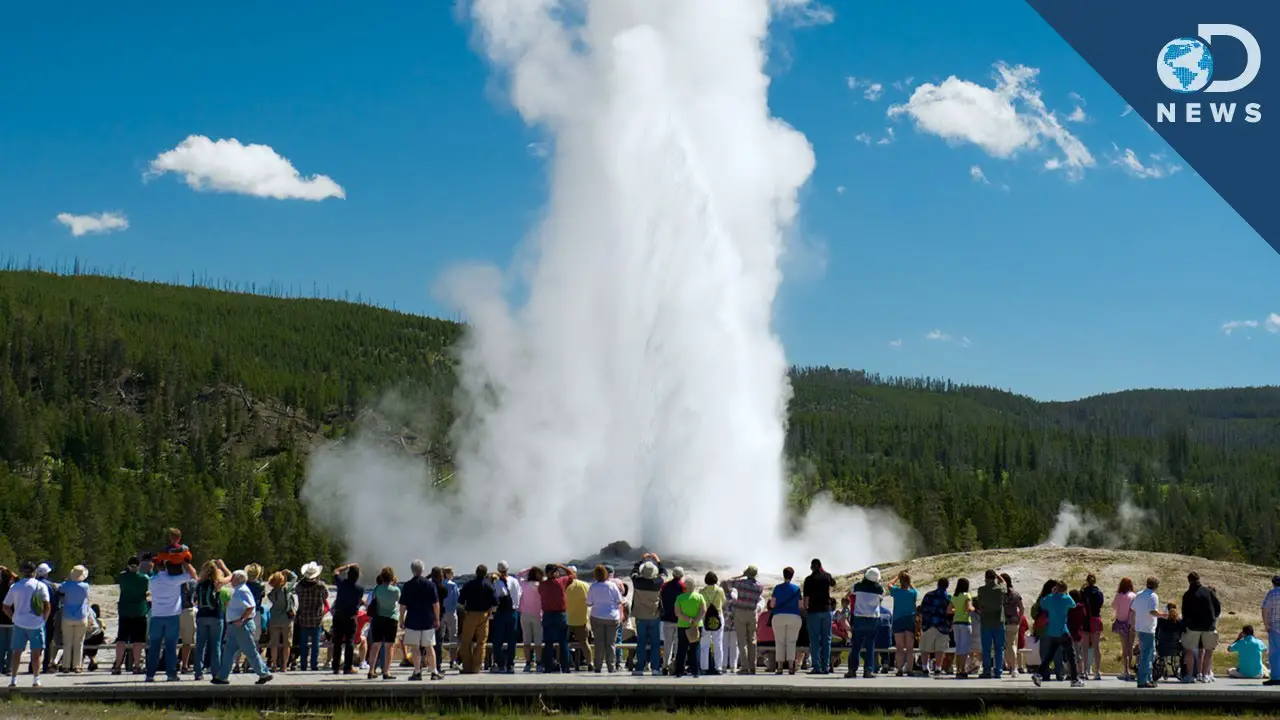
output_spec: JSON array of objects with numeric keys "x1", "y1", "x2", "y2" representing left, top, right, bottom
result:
[{"x1": 4, "y1": 669, "x2": 1275, "y2": 711}]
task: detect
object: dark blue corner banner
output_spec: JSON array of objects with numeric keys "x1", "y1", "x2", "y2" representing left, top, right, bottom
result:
[{"x1": 1025, "y1": 1, "x2": 1278, "y2": 256}]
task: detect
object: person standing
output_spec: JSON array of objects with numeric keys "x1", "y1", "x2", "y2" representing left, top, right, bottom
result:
[
  {"x1": 330, "y1": 563, "x2": 364, "y2": 675},
  {"x1": 58, "y1": 566, "x2": 91, "y2": 674},
  {"x1": 1263, "y1": 574, "x2": 1280, "y2": 687},
  {"x1": 111, "y1": 556, "x2": 149, "y2": 675},
  {"x1": 488, "y1": 561, "x2": 521, "y2": 674},
  {"x1": 193, "y1": 559, "x2": 231, "y2": 681},
  {"x1": 457, "y1": 565, "x2": 496, "y2": 674},
  {"x1": 845, "y1": 567, "x2": 884, "y2": 679},
  {"x1": 659, "y1": 567, "x2": 687, "y2": 673},
  {"x1": 517, "y1": 566, "x2": 544, "y2": 673},
  {"x1": 398, "y1": 559, "x2": 442, "y2": 681},
  {"x1": 586, "y1": 564, "x2": 623, "y2": 673},
  {"x1": 1031, "y1": 581, "x2": 1083, "y2": 688},
  {"x1": 1111, "y1": 577, "x2": 1137, "y2": 681},
  {"x1": 1180, "y1": 571, "x2": 1222, "y2": 683},
  {"x1": 728, "y1": 565, "x2": 763, "y2": 675},
  {"x1": 146, "y1": 560, "x2": 198, "y2": 682},
  {"x1": 366, "y1": 567, "x2": 402, "y2": 679},
  {"x1": 1000, "y1": 574, "x2": 1024, "y2": 679},
  {"x1": 674, "y1": 577, "x2": 707, "y2": 678},
  {"x1": 0, "y1": 566, "x2": 15, "y2": 675},
  {"x1": 769, "y1": 567, "x2": 804, "y2": 676},
  {"x1": 1130, "y1": 577, "x2": 1162, "y2": 688},
  {"x1": 888, "y1": 572, "x2": 919, "y2": 676},
  {"x1": 537, "y1": 564, "x2": 576, "y2": 673},
  {"x1": 950, "y1": 578, "x2": 975, "y2": 679},
  {"x1": 1080, "y1": 573, "x2": 1105, "y2": 680},
  {"x1": 211, "y1": 570, "x2": 273, "y2": 685},
  {"x1": 629, "y1": 560, "x2": 664, "y2": 676},
  {"x1": 294, "y1": 562, "x2": 328, "y2": 672},
  {"x1": 565, "y1": 568, "x2": 592, "y2": 671},
  {"x1": 919, "y1": 578, "x2": 952, "y2": 676},
  {"x1": 802, "y1": 559, "x2": 836, "y2": 675},
  {"x1": 698, "y1": 572, "x2": 727, "y2": 675},
  {"x1": 975, "y1": 570, "x2": 1007, "y2": 679},
  {"x1": 3, "y1": 561, "x2": 51, "y2": 688}
]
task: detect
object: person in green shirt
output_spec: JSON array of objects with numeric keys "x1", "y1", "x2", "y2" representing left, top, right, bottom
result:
[
  {"x1": 367, "y1": 567, "x2": 401, "y2": 680},
  {"x1": 974, "y1": 569, "x2": 1008, "y2": 679},
  {"x1": 111, "y1": 556, "x2": 150, "y2": 675},
  {"x1": 951, "y1": 578, "x2": 975, "y2": 679},
  {"x1": 674, "y1": 578, "x2": 707, "y2": 678}
]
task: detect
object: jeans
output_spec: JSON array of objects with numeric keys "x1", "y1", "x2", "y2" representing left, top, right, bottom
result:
[
  {"x1": 219, "y1": 619, "x2": 270, "y2": 680},
  {"x1": 0, "y1": 626, "x2": 12, "y2": 674},
  {"x1": 1136, "y1": 631, "x2": 1155, "y2": 685},
  {"x1": 146, "y1": 615, "x2": 181, "y2": 679},
  {"x1": 981, "y1": 627, "x2": 1005, "y2": 678},
  {"x1": 1037, "y1": 634, "x2": 1078, "y2": 682},
  {"x1": 635, "y1": 618, "x2": 662, "y2": 672},
  {"x1": 849, "y1": 616, "x2": 878, "y2": 675},
  {"x1": 808, "y1": 611, "x2": 833, "y2": 672},
  {"x1": 491, "y1": 611, "x2": 517, "y2": 670},
  {"x1": 540, "y1": 611, "x2": 570, "y2": 672},
  {"x1": 298, "y1": 626, "x2": 322, "y2": 671},
  {"x1": 194, "y1": 617, "x2": 223, "y2": 678},
  {"x1": 331, "y1": 615, "x2": 356, "y2": 673},
  {"x1": 1270, "y1": 630, "x2": 1280, "y2": 683}
]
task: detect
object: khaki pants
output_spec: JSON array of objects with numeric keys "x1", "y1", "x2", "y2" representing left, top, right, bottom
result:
[
  {"x1": 458, "y1": 610, "x2": 490, "y2": 674},
  {"x1": 61, "y1": 618, "x2": 88, "y2": 671},
  {"x1": 589, "y1": 617, "x2": 618, "y2": 671},
  {"x1": 772, "y1": 614, "x2": 803, "y2": 669},
  {"x1": 570, "y1": 624, "x2": 593, "y2": 669},
  {"x1": 1004, "y1": 625, "x2": 1019, "y2": 670},
  {"x1": 734, "y1": 610, "x2": 758, "y2": 673}
]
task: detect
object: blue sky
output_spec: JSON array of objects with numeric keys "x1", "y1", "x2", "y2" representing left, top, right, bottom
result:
[{"x1": 1, "y1": 1, "x2": 1275, "y2": 401}]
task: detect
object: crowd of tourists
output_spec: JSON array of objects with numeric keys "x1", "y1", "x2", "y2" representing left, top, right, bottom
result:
[{"x1": 2, "y1": 530, "x2": 1279, "y2": 690}]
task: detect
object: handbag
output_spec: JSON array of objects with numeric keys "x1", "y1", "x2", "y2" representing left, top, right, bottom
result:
[{"x1": 685, "y1": 625, "x2": 701, "y2": 644}]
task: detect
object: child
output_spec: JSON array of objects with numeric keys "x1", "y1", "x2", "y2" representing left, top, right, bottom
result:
[
  {"x1": 154, "y1": 528, "x2": 192, "y2": 567},
  {"x1": 1227, "y1": 626, "x2": 1269, "y2": 680}
]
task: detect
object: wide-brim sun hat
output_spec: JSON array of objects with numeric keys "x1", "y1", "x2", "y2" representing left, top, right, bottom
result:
[
  {"x1": 301, "y1": 562, "x2": 322, "y2": 580},
  {"x1": 639, "y1": 562, "x2": 658, "y2": 579},
  {"x1": 744, "y1": 565, "x2": 758, "y2": 578},
  {"x1": 69, "y1": 565, "x2": 89, "y2": 582}
]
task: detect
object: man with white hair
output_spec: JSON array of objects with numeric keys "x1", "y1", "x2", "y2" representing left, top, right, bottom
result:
[
  {"x1": 4, "y1": 561, "x2": 50, "y2": 688},
  {"x1": 630, "y1": 556, "x2": 665, "y2": 676},
  {"x1": 660, "y1": 566, "x2": 686, "y2": 674},
  {"x1": 844, "y1": 566, "x2": 884, "y2": 679},
  {"x1": 399, "y1": 559, "x2": 442, "y2": 681},
  {"x1": 489, "y1": 561, "x2": 522, "y2": 674},
  {"x1": 212, "y1": 569, "x2": 272, "y2": 685},
  {"x1": 34, "y1": 563, "x2": 59, "y2": 675}
]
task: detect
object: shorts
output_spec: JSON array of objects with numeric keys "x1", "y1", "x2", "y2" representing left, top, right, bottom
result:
[
  {"x1": 891, "y1": 615, "x2": 916, "y2": 634},
  {"x1": 268, "y1": 623, "x2": 293, "y2": 649},
  {"x1": 370, "y1": 616, "x2": 399, "y2": 644},
  {"x1": 1088, "y1": 616, "x2": 1104, "y2": 634},
  {"x1": 520, "y1": 614, "x2": 543, "y2": 646},
  {"x1": 118, "y1": 616, "x2": 147, "y2": 644},
  {"x1": 11, "y1": 625, "x2": 45, "y2": 651},
  {"x1": 404, "y1": 629, "x2": 436, "y2": 648},
  {"x1": 180, "y1": 609, "x2": 197, "y2": 645},
  {"x1": 1181, "y1": 629, "x2": 1218, "y2": 651},
  {"x1": 441, "y1": 612, "x2": 459, "y2": 641},
  {"x1": 920, "y1": 627, "x2": 950, "y2": 654}
]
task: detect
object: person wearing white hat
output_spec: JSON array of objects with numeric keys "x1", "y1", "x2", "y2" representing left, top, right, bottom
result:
[
  {"x1": 33, "y1": 563, "x2": 59, "y2": 675},
  {"x1": 4, "y1": 561, "x2": 51, "y2": 688},
  {"x1": 59, "y1": 566, "x2": 91, "y2": 673},
  {"x1": 295, "y1": 562, "x2": 328, "y2": 672},
  {"x1": 844, "y1": 567, "x2": 885, "y2": 678}
]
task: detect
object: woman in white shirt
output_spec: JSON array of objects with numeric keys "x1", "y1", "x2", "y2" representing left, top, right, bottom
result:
[{"x1": 585, "y1": 564, "x2": 623, "y2": 673}]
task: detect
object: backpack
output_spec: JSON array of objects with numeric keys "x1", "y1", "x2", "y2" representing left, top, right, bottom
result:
[
  {"x1": 704, "y1": 602, "x2": 722, "y2": 631},
  {"x1": 197, "y1": 581, "x2": 221, "y2": 613},
  {"x1": 286, "y1": 590, "x2": 298, "y2": 620}
]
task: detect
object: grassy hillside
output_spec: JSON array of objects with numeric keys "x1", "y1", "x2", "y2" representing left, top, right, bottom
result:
[{"x1": 2, "y1": 270, "x2": 1279, "y2": 575}]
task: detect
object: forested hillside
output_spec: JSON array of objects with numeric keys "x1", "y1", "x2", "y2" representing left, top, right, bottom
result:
[{"x1": 1, "y1": 270, "x2": 1278, "y2": 578}]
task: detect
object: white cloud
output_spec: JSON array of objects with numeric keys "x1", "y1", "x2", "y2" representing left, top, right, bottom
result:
[
  {"x1": 1268, "y1": 313, "x2": 1280, "y2": 333},
  {"x1": 1066, "y1": 106, "x2": 1088, "y2": 123},
  {"x1": 1110, "y1": 143, "x2": 1181, "y2": 179},
  {"x1": 1222, "y1": 319, "x2": 1259, "y2": 335},
  {"x1": 835, "y1": 185, "x2": 846, "y2": 194},
  {"x1": 773, "y1": 0, "x2": 835, "y2": 26},
  {"x1": 886, "y1": 62, "x2": 1095, "y2": 180},
  {"x1": 863, "y1": 83, "x2": 884, "y2": 102},
  {"x1": 845, "y1": 75, "x2": 858, "y2": 91},
  {"x1": 891, "y1": 76, "x2": 916, "y2": 92},
  {"x1": 846, "y1": 76, "x2": 885, "y2": 101},
  {"x1": 56, "y1": 211, "x2": 129, "y2": 237},
  {"x1": 876, "y1": 127, "x2": 895, "y2": 145},
  {"x1": 970, "y1": 165, "x2": 989, "y2": 184},
  {"x1": 146, "y1": 135, "x2": 345, "y2": 201},
  {"x1": 854, "y1": 132, "x2": 872, "y2": 145},
  {"x1": 925, "y1": 329, "x2": 950, "y2": 342},
  {"x1": 853, "y1": 128, "x2": 894, "y2": 146},
  {"x1": 888, "y1": 339, "x2": 903, "y2": 349},
  {"x1": 527, "y1": 141, "x2": 550, "y2": 158}
]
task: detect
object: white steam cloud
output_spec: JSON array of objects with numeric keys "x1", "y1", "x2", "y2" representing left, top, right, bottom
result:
[
  {"x1": 1042, "y1": 499, "x2": 1153, "y2": 548},
  {"x1": 303, "y1": 0, "x2": 907, "y2": 573}
]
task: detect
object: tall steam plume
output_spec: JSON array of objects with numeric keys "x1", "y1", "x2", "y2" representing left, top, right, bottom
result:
[{"x1": 304, "y1": 0, "x2": 909, "y2": 572}]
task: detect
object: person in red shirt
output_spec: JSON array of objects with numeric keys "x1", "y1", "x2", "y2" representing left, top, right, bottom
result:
[
  {"x1": 536, "y1": 564, "x2": 576, "y2": 673},
  {"x1": 1067, "y1": 590, "x2": 1089, "y2": 678}
]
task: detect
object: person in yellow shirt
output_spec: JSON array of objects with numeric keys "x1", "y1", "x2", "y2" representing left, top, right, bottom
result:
[
  {"x1": 699, "y1": 572, "x2": 728, "y2": 675},
  {"x1": 565, "y1": 570, "x2": 593, "y2": 670}
]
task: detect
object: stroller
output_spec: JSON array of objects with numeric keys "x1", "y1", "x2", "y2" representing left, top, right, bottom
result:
[{"x1": 1152, "y1": 617, "x2": 1186, "y2": 682}]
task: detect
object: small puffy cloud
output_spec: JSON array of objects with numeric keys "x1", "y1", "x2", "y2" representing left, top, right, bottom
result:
[
  {"x1": 1110, "y1": 143, "x2": 1181, "y2": 179},
  {"x1": 864, "y1": 83, "x2": 884, "y2": 101},
  {"x1": 1066, "y1": 92, "x2": 1088, "y2": 122},
  {"x1": 887, "y1": 62, "x2": 1095, "y2": 180},
  {"x1": 146, "y1": 135, "x2": 345, "y2": 201},
  {"x1": 56, "y1": 211, "x2": 128, "y2": 237},
  {"x1": 970, "y1": 165, "x2": 989, "y2": 184},
  {"x1": 1268, "y1": 313, "x2": 1280, "y2": 333},
  {"x1": 1221, "y1": 319, "x2": 1258, "y2": 335},
  {"x1": 772, "y1": 0, "x2": 835, "y2": 26},
  {"x1": 527, "y1": 141, "x2": 550, "y2": 158},
  {"x1": 854, "y1": 132, "x2": 872, "y2": 145},
  {"x1": 876, "y1": 127, "x2": 895, "y2": 145},
  {"x1": 889, "y1": 339, "x2": 903, "y2": 349},
  {"x1": 845, "y1": 76, "x2": 885, "y2": 101},
  {"x1": 891, "y1": 76, "x2": 916, "y2": 92},
  {"x1": 925, "y1": 329, "x2": 971, "y2": 347}
]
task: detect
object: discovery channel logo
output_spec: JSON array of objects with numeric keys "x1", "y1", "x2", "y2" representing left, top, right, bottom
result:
[{"x1": 1155, "y1": 23, "x2": 1261, "y2": 123}]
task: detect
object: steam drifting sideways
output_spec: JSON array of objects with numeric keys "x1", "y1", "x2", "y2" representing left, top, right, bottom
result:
[{"x1": 303, "y1": 0, "x2": 910, "y2": 573}]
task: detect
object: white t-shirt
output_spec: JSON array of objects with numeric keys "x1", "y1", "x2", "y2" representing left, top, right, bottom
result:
[
  {"x1": 1131, "y1": 589, "x2": 1160, "y2": 635},
  {"x1": 149, "y1": 572, "x2": 189, "y2": 618},
  {"x1": 3, "y1": 578, "x2": 51, "y2": 630}
]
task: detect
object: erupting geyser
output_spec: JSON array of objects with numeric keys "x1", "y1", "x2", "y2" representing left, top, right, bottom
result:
[{"x1": 303, "y1": 0, "x2": 910, "y2": 573}]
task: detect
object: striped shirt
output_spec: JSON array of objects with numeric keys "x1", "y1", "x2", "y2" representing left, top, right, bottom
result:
[{"x1": 730, "y1": 577, "x2": 763, "y2": 614}]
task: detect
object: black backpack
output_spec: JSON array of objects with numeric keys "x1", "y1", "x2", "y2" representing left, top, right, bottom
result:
[
  {"x1": 197, "y1": 580, "x2": 221, "y2": 613},
  {"x1": 705, "y1": 601, "x2": 722, "y2": 631}
]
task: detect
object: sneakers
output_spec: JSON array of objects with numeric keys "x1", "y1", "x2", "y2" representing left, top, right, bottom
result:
[
  {"x1": 430, "y1": 672, "x2": 444, "y2": 681},
  {"x1": 256, "y1": 674, "x2": 274, "y2": 685},
  {"x1": 32, "y1": 677, "x2": 41, "y2": 688},
  {"x1": 1032, "y1": 675, "x2": 1043, "y2": 687},
  {"x1": 1071, "y1": 679, "x2": 1085, "y2": 688},
  {"x1": 7, "y1": 678, "x2": 16, "y2": 689},
  {"x1": 408, "y1": 673, "x2": 423, "y2": 682}
]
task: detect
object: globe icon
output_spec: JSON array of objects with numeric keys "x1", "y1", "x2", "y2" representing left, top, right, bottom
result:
[{"x1": 1157, "y1": 37, "x2": 1214, "y2": 93}]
